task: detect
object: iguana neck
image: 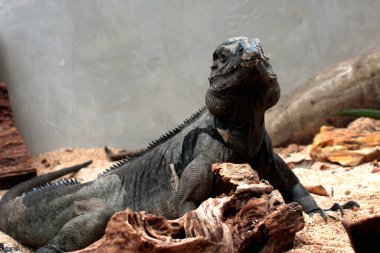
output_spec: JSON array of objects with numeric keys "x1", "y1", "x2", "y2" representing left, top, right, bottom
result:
[{"x1": 215, "y1": 106, "x2": 266, "y2": 159}]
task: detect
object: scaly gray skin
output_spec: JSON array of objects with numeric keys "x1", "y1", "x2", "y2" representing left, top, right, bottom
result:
[
  {"x1": 0, "y1": 160, "x2": 92, "y2": 203},
  {"x1": 0, "y1": 37, "x2": 323, "y2": 253}
]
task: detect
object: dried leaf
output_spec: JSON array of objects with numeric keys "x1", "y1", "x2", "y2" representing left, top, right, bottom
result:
[{"x1": 304, "y1": 185, "x2": 329, "y2": 197}]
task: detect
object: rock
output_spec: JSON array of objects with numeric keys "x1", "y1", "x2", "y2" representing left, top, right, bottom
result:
[
  {"x1": 75, "y1": 163, "x2": 305, "y2": 253},
  {"x1": 275, "y1": 145, "x2": 312, "y2": 166},
  {"x1": 266, "y1": 46, "x2": 380, "y2": 147},
  {"x1": 310, "y1": 118, "x2": 380, "y2": 166},
  {"x1": 347, "y1": 117, "x2": 380, "y2": 132}
]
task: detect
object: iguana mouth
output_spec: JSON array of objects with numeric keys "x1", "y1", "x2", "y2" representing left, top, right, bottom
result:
[
  {"x1": 208, "y1": 57, "x2": 269, "y2": 95},
  {"x1": 208, "y1": 57, "x2": 261, "y2": 87}
]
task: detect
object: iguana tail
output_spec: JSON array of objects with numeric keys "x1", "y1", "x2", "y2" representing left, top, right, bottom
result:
[{"x1": 0, "y1": 160, "x2": 92, "y2": 203}]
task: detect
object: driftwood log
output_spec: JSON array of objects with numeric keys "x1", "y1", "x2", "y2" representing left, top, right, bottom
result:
[
  {"x1": 0, "y1": 83, "x2": 35, "y2": 189},
  {"x1": 266, "y1": 46, "x2": 380, "y2": 147},
  {"x1": 76, "y1": 163, "x2": 305, "y2": 253}
]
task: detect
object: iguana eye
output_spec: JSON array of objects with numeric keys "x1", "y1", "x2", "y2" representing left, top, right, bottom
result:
[{"x1": 220, "y1": 53, "x2": 228, "y2": 63}]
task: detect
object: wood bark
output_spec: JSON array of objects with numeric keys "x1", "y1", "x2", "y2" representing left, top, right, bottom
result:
[
  {"x1": 342, "y1": 216, "x2": 380, "y2": 253},
  {"x1": 0, "y1": 83, "x2": 35, "y2": 189},
  {"x1": 76, "y1": 163, "x2": 305, "y2": 253},
  {"x1": 266, "y1": 46, "x2": 380, "y2": 147}
]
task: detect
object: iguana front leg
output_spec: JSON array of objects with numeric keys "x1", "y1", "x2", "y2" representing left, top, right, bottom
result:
[
  {"x1": 176, "y1": 155, "x2": 214, "y2": 217},
  {"x1": 269, "y1": 153, "x2": 323, "y2": 214},
  {"x1": 269, "y1": 153, "x2": 360, "y2": 220},
  {"x1": 36, "y1": 198, "x2": 114, "y2": 253}
]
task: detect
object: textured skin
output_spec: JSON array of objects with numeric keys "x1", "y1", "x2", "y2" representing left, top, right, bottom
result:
[
  {"x1": 0, "y1": 160, "x2": 92, "y2": 203},
  {"x1": 0, "y1": 37, "x2": 322, "y2": 252}
]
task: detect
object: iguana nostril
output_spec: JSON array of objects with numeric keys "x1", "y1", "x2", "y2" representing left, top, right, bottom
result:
[{"x1": 242, "y1": 50, "x2": 261, "y2": 61}]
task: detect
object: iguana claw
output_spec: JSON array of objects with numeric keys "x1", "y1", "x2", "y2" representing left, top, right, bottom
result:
[
  {"x1": 309, "y1": 201, "x2": 360, "y2": 221},
  {"x1": 342, "y1": 200, "x2": 360, "y2": 210},
  {"x1": 308, "y1": 208, "x2": 328, "y2": 221},
  {"x1": 325, "y1": 201, "x2": 360, "y2": 216},
  {"x1": 324, "y1": 203, "x2": 345, "y2": 216}
]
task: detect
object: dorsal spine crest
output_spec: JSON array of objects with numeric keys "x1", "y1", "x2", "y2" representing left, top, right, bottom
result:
[{"x1": 98, "y1": 106, "x2": 206, "y2": 177}]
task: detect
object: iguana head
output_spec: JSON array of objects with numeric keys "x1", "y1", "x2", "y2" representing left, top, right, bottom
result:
[{"x1": 205, "y1": 37, "x2": 280, "y2": 120}]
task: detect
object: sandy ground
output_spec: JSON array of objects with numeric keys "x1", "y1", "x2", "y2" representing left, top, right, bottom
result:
[{"x1": 0, "y1": 146, "x2": 379, "y2": 253}]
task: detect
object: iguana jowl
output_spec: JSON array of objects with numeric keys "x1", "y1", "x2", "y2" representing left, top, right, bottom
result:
[{"x1": 0, "y1": 37, "x2": 323, "y2": 252}]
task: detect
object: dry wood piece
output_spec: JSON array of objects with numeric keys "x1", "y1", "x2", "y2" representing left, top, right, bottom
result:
[
  {"x1": 342, "y1": 216, "x2": 380, "y2": 253},
  {"x1": 104, "y1": 146, "x2": 146, "y2": 161},
  {"x1": 266, "y1": 46, "x2": 380, "y2": 147},
  {"x1": 0, "y1": 83, "x2": 35, "y2": 189},
  {"x1": 76, "y1": 163, "x2": 305, "y2": 253},
  {"x1": 310, "y1": 118, "x2": 380, "y2": 166},
  {"x1": 212, "y1": 162, "x2": 260, "y2": 185}
]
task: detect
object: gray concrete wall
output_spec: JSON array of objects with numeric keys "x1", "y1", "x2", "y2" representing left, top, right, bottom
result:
[{"x1": 1, "y1": 0, "x2": 380, "y2": 155}]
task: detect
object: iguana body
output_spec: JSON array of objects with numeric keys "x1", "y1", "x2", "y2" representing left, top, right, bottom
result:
[{"x1": 0, "y1": 37, "x2": 322, "y2": 252}]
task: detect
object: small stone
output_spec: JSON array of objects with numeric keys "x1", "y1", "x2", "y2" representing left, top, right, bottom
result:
[
  {"x1": 320, "y1": 164, "x2": 331, "y2": 170},
  {"x1": 41, "y1": 158, "x2": 50, "y2": 168}
]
